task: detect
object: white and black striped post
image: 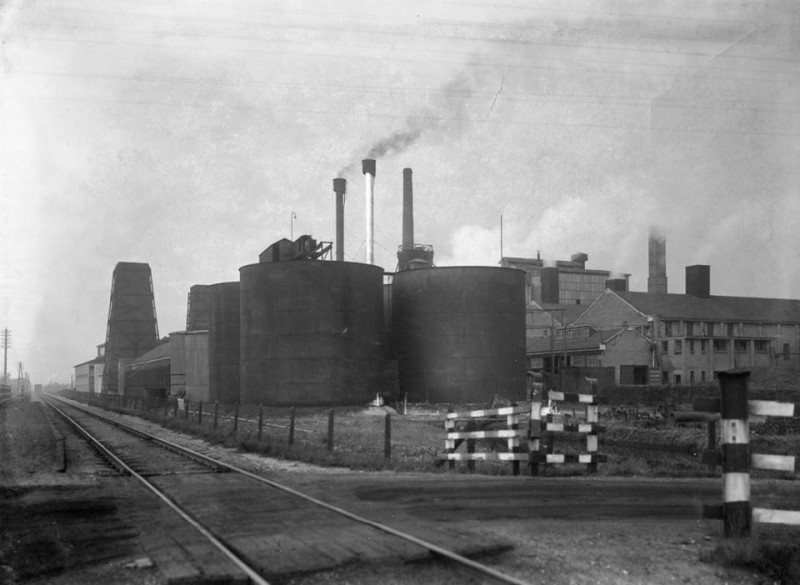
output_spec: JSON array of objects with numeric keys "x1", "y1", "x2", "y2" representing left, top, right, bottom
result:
[{"x1": 718, "y1": 370, "x2": 751, "y2": 537}]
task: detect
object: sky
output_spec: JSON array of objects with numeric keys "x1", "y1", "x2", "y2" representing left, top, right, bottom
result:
[{"x1": 1, "y1": 0, "x2": 798, "y2": 384}]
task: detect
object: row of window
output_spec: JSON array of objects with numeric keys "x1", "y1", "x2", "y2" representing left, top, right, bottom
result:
[
  {"x1": 663, "y1": 320, "x2": 751, "y2": 338},
  {"x1": 671, "y1": 371, "x2": 709, "y2": 384},
  {"x1": 661, "y1": 339, "x2": 771, "y2": 355}
]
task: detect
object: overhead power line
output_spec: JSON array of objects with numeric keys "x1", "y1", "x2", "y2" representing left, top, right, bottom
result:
[
  {"x1": 21, "y1": 33, "x2": 800, "y2": 87},
  {"x1": 14, "y1": 93, "x2": 800, "y2": 138},
  {"x1": 29, "y1": 21, "x2": 800, "y2": 76},
  {"x1": 16, "y1": 70, "x2": 800, "y2": 115}
]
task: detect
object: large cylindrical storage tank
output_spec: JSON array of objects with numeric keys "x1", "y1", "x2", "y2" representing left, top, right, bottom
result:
[
  {"x1": 239, "y1": 261, "x2": 384, "y2": 406},
  {"x1": 208, "y1": 282, "x2": 240, "y2": 404},
  {"x1": 392, "y1": 267, "x2": 526, "y2": 403}
]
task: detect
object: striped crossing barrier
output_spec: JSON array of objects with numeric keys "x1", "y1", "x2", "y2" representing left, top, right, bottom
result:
[
  {"x1": 529, "y1": 378, "x2": 607, "y2": 476},
  {"x1": 696, "y1": 370, "x2": 800, "y2": 537},
  {"x1": 441, "y1": 404, "x2": 532, "y2": 475}
]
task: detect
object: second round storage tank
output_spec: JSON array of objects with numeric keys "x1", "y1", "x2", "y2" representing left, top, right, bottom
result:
[
  {"x1": 208, "y1": 281, "x2": 240, "y2": 405},
  {"x1": 392, "y1": 266, "x2": 526, "y2": 403},
  {"x1": 239, "y1": 261, "x2": 385, "y2": 406}
]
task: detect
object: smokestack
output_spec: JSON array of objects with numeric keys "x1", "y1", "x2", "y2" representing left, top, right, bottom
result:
[
  {"x1": 402, "y1": 168, "x2": 414, "y2": 250},
  {"x1": 647, "y1": 227, "x2": 667, "y2": 294},
  {"x1": 332, "y1": 178, "x2": 346, "y2": 262},
  {"x1": 362, "y1": 159, "x2": 376, "y2": 264}
]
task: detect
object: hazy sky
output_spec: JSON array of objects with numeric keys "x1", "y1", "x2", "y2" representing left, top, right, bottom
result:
[{"x1": 1, "y1": 0, "x2": 798, "y2": 383}]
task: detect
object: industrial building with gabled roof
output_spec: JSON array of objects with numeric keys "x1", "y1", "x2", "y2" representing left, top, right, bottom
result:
[{"x1": 550, "y1": 265, "x2": 800, "y2": 386}]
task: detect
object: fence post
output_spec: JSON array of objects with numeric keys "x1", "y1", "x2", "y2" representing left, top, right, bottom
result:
[
  {"x1": 719, "y1": 371, "x2": 751, "y2": 538},
  {"x1": 289, "y1": 407, "x2": 296, "y2": 445},
  {"x1": 508, "y1": 411, "x2": 520, "y2": 476},
  {"x1": 173, "y1": 399, "x2": 178, "y2": 418},
  {"x1": 529, "y1": 400, "x2": 541, "y2": 476},
  {"x1": 467, "y1": 438, "x2": 475, "y2": 472},
  {"x1": 384, "y1": 413, "x2": 391, "y2": 465},
  {"x1": 184, "y1": 399, "x2": 189, "y2": 421},
  {"x1": 586, "y1": 403, "x2": 599, "y2": 474},
  {"x1": 446, "y1": 407, "x2": 455, "y2": 471},
  {"x1": 258, "y1": 405, "x2": 264, "y2": 441},
  {"x1": 327, "y1": 409, "x2": 334, "y2": 453},
  {"x1": 214, "y1": 401, "x2": 219, "y2": 429},
  {"x1": 233, "y1": 403, "x2": 239, "y2": 437},
  {"x1": 198, "y1": 401, "x2": 203, "y2": 427}
]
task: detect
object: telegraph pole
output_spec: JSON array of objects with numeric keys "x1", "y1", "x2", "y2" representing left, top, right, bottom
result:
[{"x1": 1, "y1": 329, "x2": 10, "y2": 386}]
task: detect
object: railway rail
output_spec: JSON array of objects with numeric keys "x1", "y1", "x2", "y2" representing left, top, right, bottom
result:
[{"x1": 41, "y1": 394, "x2": 531, "y2": 585}]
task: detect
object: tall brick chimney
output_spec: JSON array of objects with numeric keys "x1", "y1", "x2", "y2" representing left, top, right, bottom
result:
[{"x1": 648, "y1": 227, "x2": 667, "y2": 294}]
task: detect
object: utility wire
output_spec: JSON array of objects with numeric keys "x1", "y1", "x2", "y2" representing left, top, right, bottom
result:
[
  {"x1": 57, "y1": 0, "x2": 795, "y2": 47},
  {"x1": 24, "y1": 21, "x2": 800, "y2": 78},
  {"x1": 19, "y1": 33, "x2": 800, "y2": 87},
  {"x1": 15, "y1": 70, "x2": 800, "y2": 114},
  {"x1": 14, "y1": 93, "x2": 800, "y2": 137}
]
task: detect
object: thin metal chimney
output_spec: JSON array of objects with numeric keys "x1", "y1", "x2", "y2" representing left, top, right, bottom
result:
[
  {"x1": 362, "y1": 159, "x2": 376, "y2": 264},
  {"x1": 332, "y1": 178, "x2": 346, "y2": 262},
  {"x1": 402, "y1": 168, "x2": 414, "y2": 250}
]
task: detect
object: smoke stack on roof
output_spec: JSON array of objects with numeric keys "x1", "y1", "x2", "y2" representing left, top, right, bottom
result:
[
  {"x1": 362, "y1": 159, "x2": 376, "y2": 265},
  {"x1": 685, "y1": 265, "x2": 710, "y2": 298},
  {"x1": 402, "y1": 168, "x2": 414, "y2": 250},
  {"x1": 647, "y1": 227, "x2": 667, "y2": 294},
  {"x1": 332, "y1": 178, "x2": 346, "y2": 262}
]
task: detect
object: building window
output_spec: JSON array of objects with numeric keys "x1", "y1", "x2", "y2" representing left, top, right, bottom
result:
[
  {"x1": 734, "y1": 340, "x2": 748, "y2": 353},
  {"x1": 674, "y1": 373, "x2": 682, "y2": 385},
  {"x1": 706, "y1": 322, "x2": 715, "y2": 337},
  {"x1": 661, "y1": 340, "x2": 668, "y2": 353},
  {"x1": 701, "y1": 339, "x2": 708, "y2": 354},
  {"x1": 754, "y1": 340, "x2": 769, "y2": 353},
  {"x1": 689, "y1": 370, "x2": 695, "y2": 383},
  {"x1": 727, "y1": 323, "x2": 736, "y2": 337},
  {"x1": 689, "y1": 340, "x2": 695, "y2": 355},
  {"x1": 664, "y1": 321, "x2": 674, "y2": 336},
  {"x1": 686, "y1": 322, "x2": 694, "y2": 336},
  {"x1": 674, "y1": 340, "x2": 683, "y2": 354},
  {"x1": 784, "y1": 344, "x2": 791, "y2": 360},
  {"x1": 701, "y1": 371, "x2": 706, "y2": 382},
  {"x1": 713, "y1": 339, "x2": 728, "y2": 353}
]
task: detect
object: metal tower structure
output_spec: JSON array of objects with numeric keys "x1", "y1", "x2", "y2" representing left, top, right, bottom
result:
[{"x1": 102, "y1": 262, "x2": 160, "y2": 394}]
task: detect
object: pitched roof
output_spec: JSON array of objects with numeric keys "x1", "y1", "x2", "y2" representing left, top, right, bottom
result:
[
  {"x1": 527, "y1": 328, "x2": 621, "y2": 354},
  {"x1": 616, "y1": 291, "x2": 800, "y2": 323},
  {"x1": 536, "y1": 303, "x2": 590, "y2": 325},
  {"x1": 127, "y1": 341, "x2": 171, "y2": 368}
]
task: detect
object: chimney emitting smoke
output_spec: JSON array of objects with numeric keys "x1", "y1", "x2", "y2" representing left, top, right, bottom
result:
[
  {"x1": 362, "y1": 159, "x2": 376, "y2": 265},
  {"x1": 332, "y1": 178, "x2": 346, "y2": 262},
  {"x1": 648, "y1": 227, "x2": 667, "y2": 294}
]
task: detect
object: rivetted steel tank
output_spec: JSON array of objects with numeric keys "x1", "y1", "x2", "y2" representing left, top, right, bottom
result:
[
  {"x1": 207, "y1": 282, "x2": 240, "y2": 404},
  {"x1": 239, "y1": 261, "x2": 384, "y2": 406},
  {"x1": 392, "y1": 266, "x2": 526, "y2": 403}
]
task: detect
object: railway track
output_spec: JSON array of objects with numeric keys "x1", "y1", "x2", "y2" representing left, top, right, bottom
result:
[{"x1": 41, "y1": 394, "x2": 531, "y2": 585}]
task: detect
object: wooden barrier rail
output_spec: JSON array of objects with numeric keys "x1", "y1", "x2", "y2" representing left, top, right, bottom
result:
[
  {"x1": 441, "y1": 405, "x2": 531, "y2": 475},
  {"x1": 530, "y1": 384, "x2": 607, "y2": 475},
  {"x1": 695, "y1": 370, "x2": 800, "y2": 537}
]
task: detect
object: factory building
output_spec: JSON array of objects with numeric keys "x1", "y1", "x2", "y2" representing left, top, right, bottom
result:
[
  {"x1": 529, "y1": 254, "x2": 800, "y2": 385},
  {"x1": 501, "y1": 253, "x2": 629, "y2": 306},
  {"x1": 76, "y1": 160, "x2": 526, "y2": 407}
]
